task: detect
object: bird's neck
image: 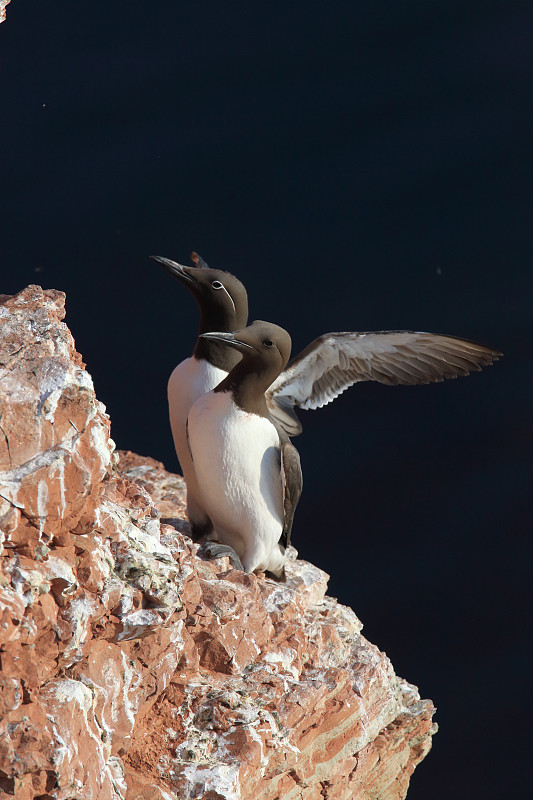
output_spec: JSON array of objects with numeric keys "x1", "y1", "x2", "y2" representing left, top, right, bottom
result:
[
  {"x1": 215, "y1": 361, "x2": 277, "y2": 417},
  {"x1": 193, "y1": 337, "x2": 242, "y2": 371},
  {"x1": 193, "y1": 305, "x2": 247, "y2": 370}
]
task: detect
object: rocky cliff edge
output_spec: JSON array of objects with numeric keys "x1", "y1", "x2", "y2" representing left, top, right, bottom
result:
[{"x1": 0, "y1": 286, "x2": 436, "y2": 800}]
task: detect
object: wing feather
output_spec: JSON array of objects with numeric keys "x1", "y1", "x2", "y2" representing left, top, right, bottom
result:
[
  {"x1": 279, "y1": 438, "x2": 303, "y2": 549},
  {"x1": 266, "y1": 331, "x2": 501, "y2": 433}
]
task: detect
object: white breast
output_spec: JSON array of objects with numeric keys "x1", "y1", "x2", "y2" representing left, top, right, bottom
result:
[
  {"x1": 187, "y1": 391, "x2": 286, "y2": 576},
  {"x1": 167, "y1": 357, "x2": 228, "y2": 526}
]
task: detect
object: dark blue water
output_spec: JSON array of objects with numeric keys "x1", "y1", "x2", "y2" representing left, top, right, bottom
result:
[{"x1": 1, "y1": 2, "x2": 531, "y2": 797}]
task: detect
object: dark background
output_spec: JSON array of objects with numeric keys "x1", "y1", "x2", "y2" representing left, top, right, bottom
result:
[{"x1": 1, "y1": 2, "x2": 531, "y2": 797}]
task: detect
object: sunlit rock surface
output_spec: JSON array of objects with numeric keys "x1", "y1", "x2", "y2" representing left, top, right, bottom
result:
[
  {"x1": 0, "y1": 1, "x2": 11, "y2": 25},
  {"x1": 0, "y1": 286, "x2": 436, "y2": 799}
]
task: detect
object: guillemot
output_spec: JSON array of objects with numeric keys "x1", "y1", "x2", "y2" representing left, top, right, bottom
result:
[
  {"x1": 152, "y1": 253, "x2": 501, "y2": 534},
  {"x1": 186, "y1": 320, "x2": 302, "y2": 578},
  {"x1": 150, "y1": 253, "x2": 248, "y2": 538},
  {"x1": 154, "y1": 252, "x2": 501, "y2": 420}
]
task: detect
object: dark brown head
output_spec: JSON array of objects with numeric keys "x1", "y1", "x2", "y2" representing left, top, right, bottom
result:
[
  {"x1": 201, "y1": 321, "x2": 292, "y2": 413},
  {"x1": 150, "y1": 253, "x2": 249, "y2": 333}
]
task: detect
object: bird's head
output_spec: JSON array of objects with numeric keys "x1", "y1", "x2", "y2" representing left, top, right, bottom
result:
[
  {"x1": 151, "y1": 252, "x2": 248, "y2": 331},
  {"x1": 202, "y1": 320, "x2": 292, "y2": 376}
]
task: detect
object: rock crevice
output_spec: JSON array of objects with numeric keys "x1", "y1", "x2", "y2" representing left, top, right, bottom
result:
[{"x1": 0, "y1": 286, "x2": 436, "y2": 799}]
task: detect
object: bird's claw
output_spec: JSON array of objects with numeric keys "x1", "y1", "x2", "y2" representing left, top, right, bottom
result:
[{"x1": 202, "y1": 542, "x2": 244, "y2": 571}]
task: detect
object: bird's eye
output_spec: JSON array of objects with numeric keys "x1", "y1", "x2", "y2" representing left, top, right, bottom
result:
[
  {"x1": 212, "y1": 281, "x2": 223, "y2": 289},
  {"x1": 263, "y1": 339, "x2": 274, "y2": 347}
]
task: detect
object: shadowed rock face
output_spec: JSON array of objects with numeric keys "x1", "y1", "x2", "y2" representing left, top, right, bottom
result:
[{"x1": 0, "y1": 286, "x2": 436, "y2": 800}]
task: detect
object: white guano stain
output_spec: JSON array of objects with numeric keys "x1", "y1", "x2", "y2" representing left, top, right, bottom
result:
[
  {"x1": 11, "y1": 563, "x2": 48, "y2": 607},
  {"x1": 117, "y1": 609, "x2": 163, "y2": 641},
  {"x1": 180, "y1": 763, "x2": 241, "y2": 800},
  {"x1": 88, "y1": 671, "x2": 120, "y2": 746},
  {"x1": 105, "y1": 756, "x2": 128, "y2": 799},
  {"x1": 45, "y1": 554, "x2": 77, "y2": 585},
  {"x1": 122, "y1": 522, "x2": 172, "y2": 557},
  {"x1": 53, "y1": 457, "x2": 66, "y2": 518},
  {"x1": 0, "y1": 448, "x2": 64, "y2": 509},
  {"x1": 36, "y1": 479, "x2": 49, "y2": 537},
  {"x1": 262, "y1": 649, "x2": 299, "y2": 681},
  {"x1": 48, "y1": 678, "x2": 108, "y2": 774},
  {"x1": 46, "y1": 715, "x2": 70, "y2": 766},
  {"x1": 90, "y1": 421, "x2": 114, "y2": 471},
  {"x1": 120, "y1": 651, "x2": 143, "y2": 728},
  {"x1": 61, "y1": 596, "x2": 99, "y2": 666}
]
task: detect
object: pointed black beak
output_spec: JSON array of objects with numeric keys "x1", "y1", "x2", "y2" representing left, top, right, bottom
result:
[
  {"x1": 150, "y1": 255, "x2": 199, "y2": 285},
  {"x1": 200, "y1": 332, "x2": 254, "y2": 353}
]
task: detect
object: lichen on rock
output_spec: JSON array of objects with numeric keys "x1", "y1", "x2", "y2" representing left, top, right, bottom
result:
[{"x1": 0, "y1": 286, "x2": 436, "y2": 799}]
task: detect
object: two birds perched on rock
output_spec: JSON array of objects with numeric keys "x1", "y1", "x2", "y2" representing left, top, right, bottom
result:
[{"x1": 152, "y1": 253, "x2": 501, "y2": 579}]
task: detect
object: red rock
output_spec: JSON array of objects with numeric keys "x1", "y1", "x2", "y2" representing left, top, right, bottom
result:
[
  {"x1": 0, "y1": 2, "x2": 11, "y2": 26},
  {"x1": 0, "y1": 286, "x2": 436, "y2": 799}
]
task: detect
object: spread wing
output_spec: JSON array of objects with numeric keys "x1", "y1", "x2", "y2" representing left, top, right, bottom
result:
[
  {"x1": 279, "y1": 438, "x2": 302, "y2": 549},
  {"x1": 267, "y1": 331, "x2": 501, "y2": 435}
]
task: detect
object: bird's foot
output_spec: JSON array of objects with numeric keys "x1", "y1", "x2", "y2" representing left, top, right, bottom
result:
[{"x1": 201, "y1": 542, "x2": 244, "y2": 571}]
